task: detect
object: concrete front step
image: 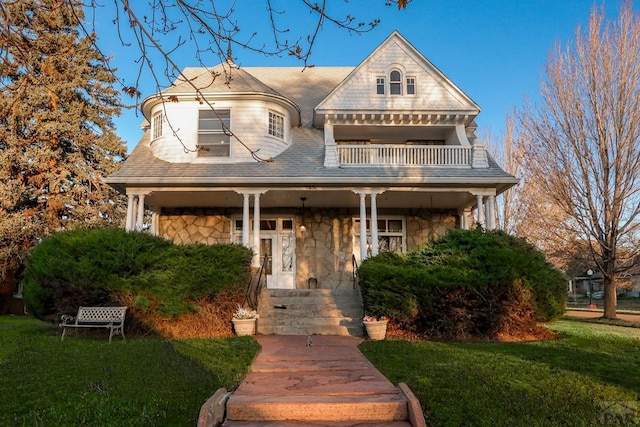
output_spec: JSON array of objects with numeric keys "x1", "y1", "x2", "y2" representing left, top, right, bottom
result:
[
  {"x1": 260, "y1": 307, "x2": 362, "y2": 319},
  {"x1": 222, "y1": 421, "x2": 412, "y2": 426},
  {"x1": 225, "y1": 394, "x2": 408, "y2": 422},
  {"x1": 268, "y1": 289, "x2": 360, "y2": 297},
  {"x1": 258, "y1": 288, "x2": 364, "y2": 336},
  {"x1": 258, "y1": 324, "x2": 363, "y2": 336}
]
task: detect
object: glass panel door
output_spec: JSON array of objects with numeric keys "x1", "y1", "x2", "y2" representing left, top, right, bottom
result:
[{"x1": 260, "y1": 237, "x2": 273, "y2": 287}]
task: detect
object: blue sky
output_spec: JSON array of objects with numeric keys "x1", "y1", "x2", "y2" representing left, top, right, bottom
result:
[{"x1": 90, "y1": 1, "x2": 632, "y2": 152}]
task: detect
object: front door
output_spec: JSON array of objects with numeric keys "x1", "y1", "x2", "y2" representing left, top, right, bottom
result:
[{"x1": 259, "y1": 219, "x2": 295, "y2": 289}]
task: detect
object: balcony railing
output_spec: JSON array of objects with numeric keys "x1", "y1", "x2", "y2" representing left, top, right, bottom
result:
[{"x1": 337, "y1": 144, "x2": 472, "y2": 166}]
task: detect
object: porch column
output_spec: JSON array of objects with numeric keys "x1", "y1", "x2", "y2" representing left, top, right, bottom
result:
[
  {"x1": 370, "y1": 192, "x2": 379, "y2": 256},
  {"x1": 242, "y1": 193, "x2": 250, "y2": 247},
  {"x1": 136, "y1": 193, "x2": 145, "y2": 231},
  {"x1": 359, "y1": 192, "x2": 368, "y2": 260},
  {"x1": 125, "y1": 194, "x2": 135, "y2": 231},
  {"x1": 486, "y1": 195, "x2": 496, "y2": 230},
  {"x1": 475, "y1": 194, "x2": 485, "y2": 228},
  {"x1": 458, "y1": 208, "x2": 467, "y2": 230},
  {"x1": 150, "y1": 211, "x2": 158, "y2": 236},
  {"x1": 252, "y1": 193, "x2": 261, "y2": 267}
]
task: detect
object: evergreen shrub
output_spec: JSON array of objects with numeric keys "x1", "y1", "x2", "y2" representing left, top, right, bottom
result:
[
  {"x1": 358, "y1": 228, "x2": 566, "y2": 339},
  {"x1": 23, "y1": 228, "x2": 253, "y2": 319}
]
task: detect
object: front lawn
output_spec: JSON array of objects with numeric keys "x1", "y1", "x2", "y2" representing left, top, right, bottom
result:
[
  {"x1": 0, "y1": 316, "x2": 259, "y2": 426},
  {"x1": 361, "y1": 320, "x2": 640, "y2": 426},
  {"x1": 2, "y1": 317, "x2": 639, "y2": 426}
]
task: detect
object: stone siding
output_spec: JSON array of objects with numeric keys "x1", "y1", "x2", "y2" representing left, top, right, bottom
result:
[
  {"x1": 156, "y1": 207, "x2": 458, "y2": 289},
  {"x1": 405, "y1": 211, "x2": 458, "y2": 251},
  {"x1": 296, "y1": 209, "x2": 356, "y2": 290},
  {"x1": 159, "y1": 208, "x2": 231, "y2": 245}
]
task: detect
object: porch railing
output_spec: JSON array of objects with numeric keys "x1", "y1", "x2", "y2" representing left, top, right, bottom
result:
[{"x1": 337, "y1": 144, "x2": 472, "y2": 166}]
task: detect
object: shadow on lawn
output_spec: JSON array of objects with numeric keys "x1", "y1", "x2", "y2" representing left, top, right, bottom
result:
[{"x1": 464, "y1": 327, "x2": 640, "y2": 394}]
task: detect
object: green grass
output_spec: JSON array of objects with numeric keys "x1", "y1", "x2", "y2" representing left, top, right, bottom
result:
[
  {"x1": 361, "y1": 320, "x2": 640, "y2": 427},
  {"x1": 3, "y1": 317, "x2": 640, "y2": 426},
  {"x1": 0, "y1": 316, "x2": 259, "y2": 426}
]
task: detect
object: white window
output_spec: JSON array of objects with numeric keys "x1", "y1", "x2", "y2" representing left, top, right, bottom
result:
[
  {"x1": 152, "y1": 112, "x2": 163, "y2": 139},
  {"x1": 406, "y1": 77, "x2": 416, "y2": 95},
  {"x1": 389, "y1": 70, "x2": 402, "y2": 95},
  {"x1": 268, "y1": 111, "x2": 285, "y2": 139},
  {"x1": 353, "y1": 217, "x2": 406, "y2": 260},
  {"x1": 376, "y1": 77, "x2": 385, "y2": 94},
  {"x1": 198, "y1": 109, "x2": 230, "y2": 157}
]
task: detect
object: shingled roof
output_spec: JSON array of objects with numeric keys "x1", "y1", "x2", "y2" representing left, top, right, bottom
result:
[{"x1": 108, "y1": 64, "x2": 517, "y2": 193}]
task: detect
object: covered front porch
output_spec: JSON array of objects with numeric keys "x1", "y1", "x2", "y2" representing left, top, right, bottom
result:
[{"x1": 122, "y1": 186, "x2": 500, "y2": 290}]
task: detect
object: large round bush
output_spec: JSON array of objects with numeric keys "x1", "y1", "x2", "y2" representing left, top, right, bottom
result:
[
  {"x1": 358, "y1": 228, "x2": 566, "y2": 339},
  {"x1": 23, "y1": 228, "x2": 253, "y2": 320}
]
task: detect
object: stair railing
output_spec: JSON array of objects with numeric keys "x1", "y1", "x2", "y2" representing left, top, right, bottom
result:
[
  {"x1": 351, "y1": 254, "x2": 359, "y2": 290},
  {"x1": 244, "y1": 255, "x2": 269, "y2": 310}
]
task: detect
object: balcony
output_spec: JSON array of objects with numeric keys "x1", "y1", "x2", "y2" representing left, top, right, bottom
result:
[{"x1": 337, "y1": 144, "x2": 473, "y2": 167}]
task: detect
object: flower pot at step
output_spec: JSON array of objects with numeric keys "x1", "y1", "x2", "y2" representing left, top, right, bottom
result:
[
  {"x1": 364, "y1": 319, "x2": 388, "y2": 340},
  {"x1": 232, "y1": 318, "x2": 256, "y2": 336}
]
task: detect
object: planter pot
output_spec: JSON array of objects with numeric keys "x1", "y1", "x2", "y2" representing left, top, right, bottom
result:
[
  {"x1": 232, "y1": 318, "x2": 256, "y2": 336},
  {"x1": 364, "y1": 320, "x2": 388, "y2": 340}
]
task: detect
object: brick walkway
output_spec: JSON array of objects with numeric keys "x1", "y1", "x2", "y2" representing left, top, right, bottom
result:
[{"x1": 221, "y1": 335, "x2": 424, "y2": 426}]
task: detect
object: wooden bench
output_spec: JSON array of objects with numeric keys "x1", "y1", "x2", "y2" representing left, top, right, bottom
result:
[{"x1": 59, "y1": 306, "x2": 127, "y2": 343}]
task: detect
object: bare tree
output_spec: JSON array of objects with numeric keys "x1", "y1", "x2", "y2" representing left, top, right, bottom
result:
[
  {"x1": 484, "y1": 109, "x2": 527, "y2": 235},
  {"x1": 73, "y1": 0, "x2": 409, "y2": 160},
  {"x1": 78, "y1": 1, "x2": 408, "y2": 95},
  {"x1": 523, "y1": 2, "x2": 640, "y2": 319},
  {"x1": 486, "y1": 115, "x2": 583, "y2": 274}
]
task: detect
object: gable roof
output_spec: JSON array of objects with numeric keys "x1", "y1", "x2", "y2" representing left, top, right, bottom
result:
[
  {"x1": 108, "y1": 32, "x2": 518, "y2": 195},
  {"x1": 242, "y1": 66, "x2": 352, "y2": 126},
  {"x1": 314, "y1": 31, "x2": 480, "y2": 126}
]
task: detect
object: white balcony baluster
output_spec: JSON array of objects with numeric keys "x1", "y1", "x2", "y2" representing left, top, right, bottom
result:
[{"x1": 336, "y1": 145, "x2": 471, "y2": 166}]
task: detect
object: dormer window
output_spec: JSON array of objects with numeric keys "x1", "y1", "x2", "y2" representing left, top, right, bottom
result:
[
  {"x1": 152, "y1": 112, "x2": 163, "y2": 139},
  {"x1": 389, "y1": 70, "x2": 402, "y2": 95},
  {"x1": 376, "y1": 77, "x2": 385, "y2": 95},
  {"x1": 198, "y1": 109, "x2": 231, "y2": 157},
  {"x1": 268, "y1": 111, "x2": 285, "y2": 139}
]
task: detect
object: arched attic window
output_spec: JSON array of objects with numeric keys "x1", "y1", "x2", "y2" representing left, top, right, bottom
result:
[{"x1": 389, "y1": 70, "x2": 402, "y2": 95}]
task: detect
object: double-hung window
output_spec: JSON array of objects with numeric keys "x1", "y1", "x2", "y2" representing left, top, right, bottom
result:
[
  {"x1": 376, "y1": 77, "x2": 385, "y2": 94},
  {"x1": 389, "y1": 70, "x2": 402, "y2": 95},
  {"x1": 198, "y1": 109, "x2": 230, "y2": 157},
  {"x1": 406, "y1": 77, "x2": 416, "y2": 95}
]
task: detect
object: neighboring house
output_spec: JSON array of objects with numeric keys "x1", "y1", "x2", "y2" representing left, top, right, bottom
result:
[
  {"x1": 571, "y1": 270, "x2": 604, "y2": 297},
  {"x1": 572, "y1": 269, "x2": 640, "y2": 298},
  {"x1": 107, "y1": 31, "x2": 518, "y2": 291}
]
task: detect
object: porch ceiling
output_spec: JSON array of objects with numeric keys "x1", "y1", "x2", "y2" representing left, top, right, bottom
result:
[{"x1": 143, "y1": 188, "x2": 479, "y2": 211}]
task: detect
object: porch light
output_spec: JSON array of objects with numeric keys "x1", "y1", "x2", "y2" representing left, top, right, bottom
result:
[{"x1": 299, "y1": 197, "x2": 307, "y2": 232}]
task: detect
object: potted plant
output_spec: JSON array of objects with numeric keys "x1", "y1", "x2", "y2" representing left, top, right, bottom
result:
[
  {"x1": 232, "y1": 305, "x2": 259, "y2": 336},
  {"x1": 363, "y1": 314, "x2": 389, "y2": 340}
]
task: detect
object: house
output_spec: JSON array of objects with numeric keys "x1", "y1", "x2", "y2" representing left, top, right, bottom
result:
[{"x1": 107, "y1": 31, "x2": 518, "y2": 334}]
